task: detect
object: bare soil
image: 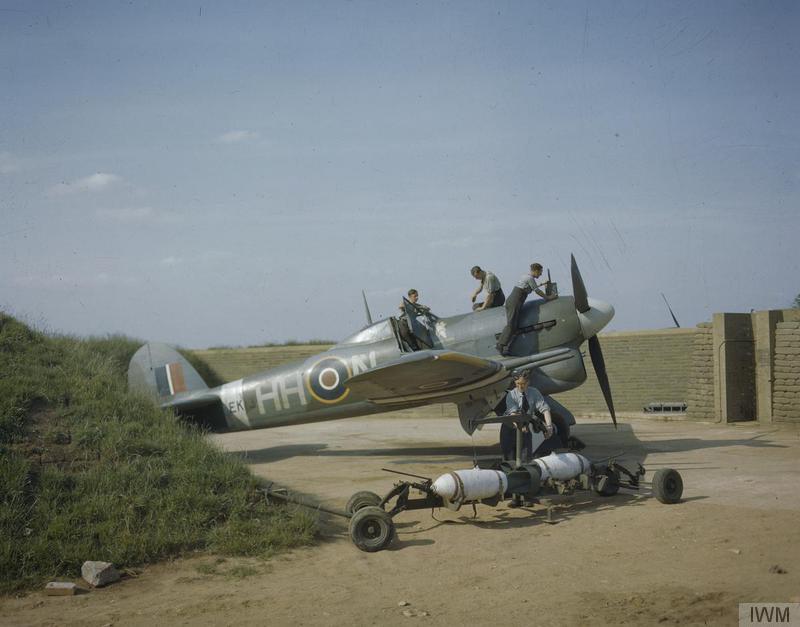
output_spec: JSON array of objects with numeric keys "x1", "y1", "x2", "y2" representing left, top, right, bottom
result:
[{"x1": 3, "y1": 416, "x2": 799, "y2": 626}]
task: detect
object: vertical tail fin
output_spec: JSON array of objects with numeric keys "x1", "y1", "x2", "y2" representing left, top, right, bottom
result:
[{"x1": 128, "y1": 342, "x2": 209, "y2": 400}]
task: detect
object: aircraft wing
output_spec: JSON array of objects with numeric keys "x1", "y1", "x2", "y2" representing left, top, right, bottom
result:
[
  {"x1": 346, "y1": 350, "x2": 505, "y2": 403},
  {"x1": 346, "y1": 347, "x2": 574, "y2": 404}
]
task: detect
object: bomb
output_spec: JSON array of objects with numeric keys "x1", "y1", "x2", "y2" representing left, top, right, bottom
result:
[{"x1": 432, "y1": 467, "x2": 508, "y2": 503}]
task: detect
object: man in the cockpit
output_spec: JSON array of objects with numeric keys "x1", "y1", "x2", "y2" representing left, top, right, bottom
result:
[{"x1": 398, "y1": 289, "x2": 433, "y2": 350}]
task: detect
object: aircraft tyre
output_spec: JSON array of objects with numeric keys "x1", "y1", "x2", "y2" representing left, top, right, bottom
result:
[
  {"x1": 349, "y1": 506, "x2": 395, "y2": 552},
  {"x1": 594, "y1": 469, "x2": 620, "y2": 497},
  {"x1": 345, "y1": 490, "x2": 382, "y2": 514},
  {"x1": 652, "y1": 468, "x2": 683, "y2": 504}
]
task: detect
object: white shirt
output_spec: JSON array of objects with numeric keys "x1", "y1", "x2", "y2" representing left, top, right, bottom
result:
[
  {"x1": 482, "y1": 271, "x2": 501, "y2": 295},
  {"x1": 515, "y1": 274, "x2": 540, "y2": 293},
  {"x1": 505, "y1": 386, "x2": 550, "y2": 415}
]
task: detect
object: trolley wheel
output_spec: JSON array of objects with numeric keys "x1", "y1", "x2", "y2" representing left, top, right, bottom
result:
[
  {"x1": 594, "y1": 469, "x2": 620, "y2": 497},
  {"x1": 345, "y1": 490, "x2": 382, "y2": 515},
  {"x1": 652, "y1": 468, "x2": 683, "y2": 504},
  {"x1": 349, "y1": 506, "x2": 395, "y2": 552}
]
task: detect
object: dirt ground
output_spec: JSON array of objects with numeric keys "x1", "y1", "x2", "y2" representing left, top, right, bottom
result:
[{"x1": 3, "y1": 415, "x2": 800, "y2": 626}]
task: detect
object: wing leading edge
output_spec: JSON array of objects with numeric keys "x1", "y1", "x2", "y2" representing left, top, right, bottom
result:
[
  {"x1": 346, "y1": 350, "x2": 502, "y2": 402},
  {"x1": 347, "y1": 347, "x2": 575, "y2": 404}
]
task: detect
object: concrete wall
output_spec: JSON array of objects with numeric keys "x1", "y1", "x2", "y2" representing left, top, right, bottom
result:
[{"x1": 713, "y1": 313, "x2": 756, "y2": 422}]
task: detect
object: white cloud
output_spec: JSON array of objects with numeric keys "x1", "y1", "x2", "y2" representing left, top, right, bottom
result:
[
  {"x1": 216, "y1": 130, "x2": 259, "y2": 144},
  {"x1": 0, "y1": 152, "x2": 23, "y2": 174},
  {"x1": 49, "y1": 172, "x2": 122, "y2": 196},
  {"x1": 160, "y1": 256, "x2": 183, "y2": 266},
  {"x1": 95, "y1": 206, "x2": 181, "y2": 224}
]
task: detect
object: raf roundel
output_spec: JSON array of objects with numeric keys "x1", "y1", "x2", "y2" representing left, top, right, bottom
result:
[{"x1": 306, "y1": 357, "x2": 351, "y2": 404}]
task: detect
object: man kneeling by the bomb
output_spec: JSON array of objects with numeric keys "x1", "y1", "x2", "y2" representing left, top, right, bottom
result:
[{"x1": 501, "y1": 371, "x2": 564, "y2": 506}]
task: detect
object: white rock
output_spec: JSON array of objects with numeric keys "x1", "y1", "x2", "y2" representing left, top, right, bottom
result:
[
  {"x1": 45, "y1": 582, "x2": 77, "y2": 596},
  {"x1": 81, "y1": 561, "x2": 121, "y2": 588},
  {"x1": 398, "y1": 601, "x2": 410, "y2": 607}
]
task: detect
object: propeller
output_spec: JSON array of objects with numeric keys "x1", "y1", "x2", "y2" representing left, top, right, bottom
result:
[
  {"x1": 570, "y1": 254, "x2": 590, "y2": 313},
  {"x1": 571, "y1": 254, "x2": 617, "y2": 428},
  {"x1": 660, "y1": 292, "x2": 680, "y2": 328},
  {"x1": 589, "y1": 335, "x2": 617, "y2": 428}
]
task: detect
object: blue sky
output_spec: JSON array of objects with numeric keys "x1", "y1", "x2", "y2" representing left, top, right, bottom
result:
[{"x1": 1, "y1": 1, "x2": 798, "y2": 346}]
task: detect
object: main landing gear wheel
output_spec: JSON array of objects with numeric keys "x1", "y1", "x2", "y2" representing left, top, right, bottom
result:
[
  {"x1": 345, "y1": 490, "x2": 382, "y2": 514},
  {"x1": 652, "y1": 468, "x2": 683, "y2": 504},
  {"x1": 349, "y1": 506, "x2": 395, "y2": 552}
]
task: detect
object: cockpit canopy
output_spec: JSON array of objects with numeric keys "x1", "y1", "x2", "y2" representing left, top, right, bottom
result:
[{"x1": 339, "y1": 319, "x2": 394, "y2": 345}]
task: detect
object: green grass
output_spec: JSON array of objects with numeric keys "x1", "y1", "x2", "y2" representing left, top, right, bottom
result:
[
  {"x1": 80, "y1": 333, "x2": 225, "y2": 388},
  {"x1": 0, "y1": 313, "x2": 316, "y2": 594},
  {"x1": 204, "y1": 339, "x2": 336, "y2": 350},
  {"x1": 253, "y1": 339, "x2": 335, "y2": 347}
]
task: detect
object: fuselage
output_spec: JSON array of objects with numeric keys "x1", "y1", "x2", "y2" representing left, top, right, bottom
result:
[{"x1": 209, "y1": 295, "x2": 606, "y2": 432}]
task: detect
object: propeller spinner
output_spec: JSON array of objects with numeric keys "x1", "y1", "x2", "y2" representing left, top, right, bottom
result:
[{"x1": 570, "y1": 254, "x2": 618, "y2": 428}]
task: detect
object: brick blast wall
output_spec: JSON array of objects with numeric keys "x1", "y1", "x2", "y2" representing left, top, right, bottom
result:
[
  {"x1": 686, "y1": 323, "x2": 714, "y2": 421},
  {"x1": 192, "y1": 328, "x2": 708, "y2": 419},
  {"x1": 773, "y1": 321, "x2": 800, "y2": 423},
  {"x1": 555, "y1": 328, "x2": 697, "y2": 416}
]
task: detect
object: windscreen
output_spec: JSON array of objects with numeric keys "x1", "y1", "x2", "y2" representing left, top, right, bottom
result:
[{"x1": 340, "y1": 319, "x2": 394, "y2": 345}]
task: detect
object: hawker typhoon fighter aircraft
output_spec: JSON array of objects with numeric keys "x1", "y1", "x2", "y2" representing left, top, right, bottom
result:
[{"x1": 128, "y1": 255, "x2": 618, "y2": 434}]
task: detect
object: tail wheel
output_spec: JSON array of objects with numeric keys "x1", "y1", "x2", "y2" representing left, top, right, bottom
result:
[
  {"x1": 349, "y1": 506, "x2": 395, "y2": 552},
  {"x1": 652, "y1": 468, "x2": 683, "y2": 504},
  {"x1": 345, "y1": 491, "x2": 382, "y2": 515}
]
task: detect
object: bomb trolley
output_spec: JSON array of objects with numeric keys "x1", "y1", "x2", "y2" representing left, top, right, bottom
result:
[{"x1": 264, "y1": 414, "x2": 684, "y2": 553}]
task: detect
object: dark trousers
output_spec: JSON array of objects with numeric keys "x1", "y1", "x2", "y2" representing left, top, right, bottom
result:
[
  {"x1": 397, "y1": 316, "x2": 418, "y2": 351},
  {"x1": 500, "y1": 423, "x2": 532, "y2": 461},
  {"x1": 474, "y1": 289, "x2": 506, "y2": 311},
  {"x1": 497, "y1": 286, "x2": 527, "y2": 353},
  {"x1": 534, "y1": 427, "x2": 564, "y2": 456},
  {"x1": 500, "y1": 421, "x2": 567, "y2": 461},
  {"x1": 490, "y1": 289, "x2": 506, "y2": 307}
]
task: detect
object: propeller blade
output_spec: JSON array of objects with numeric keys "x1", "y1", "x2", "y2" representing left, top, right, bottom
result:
[
  {"x1": 588, "y1": 335, "x2": 617, "y2": 429},
  {"x1": 571, "y1": 254, "x2": 590, "y2": 313},
  {"x1": 660, "y1": 292, "x2": 680, "y2": 328}
]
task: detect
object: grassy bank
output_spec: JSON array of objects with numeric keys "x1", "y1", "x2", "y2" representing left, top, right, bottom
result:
[{"x1": 0, "y1": 313, "x2": 316, "y2": 594}]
